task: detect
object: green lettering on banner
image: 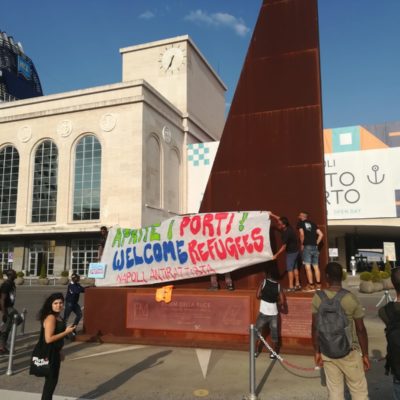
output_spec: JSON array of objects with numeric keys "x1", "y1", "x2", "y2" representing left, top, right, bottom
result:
[
  {"x1": 130, "y1": 230, "x2": 138, "y2": 244},
  {"x1": 150, "y1": 222, "x2": 161, "y2": 241},
  {"x1": 167, "y1": 219, "x2": 175, "y2": 240},
  {"x1": 112, "y1": 228, "x2": 123, "y2": 248}
]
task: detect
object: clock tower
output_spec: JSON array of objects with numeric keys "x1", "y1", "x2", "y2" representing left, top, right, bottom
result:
[{"x1": 120, "y1": 35, "x2": 226, "y2": 141}]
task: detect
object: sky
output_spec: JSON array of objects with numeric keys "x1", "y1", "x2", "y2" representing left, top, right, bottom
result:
[{"x1": 1, "y1": 0, "x2": 399, "y2": 129}]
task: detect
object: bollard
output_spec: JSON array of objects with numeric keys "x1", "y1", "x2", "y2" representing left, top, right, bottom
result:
[
  {"x1": 6, "y1": 314, "x2": 19, "y2": 376},
  {"x1": 247, "y1": 324, "x2": 258, "y2": 400},
  {"x1": 20, "y1": 308, "x2": 27, "y2": 336}
]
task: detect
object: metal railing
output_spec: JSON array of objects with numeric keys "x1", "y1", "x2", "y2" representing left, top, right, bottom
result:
[{"x1": 5, "y1": 309, "x2": 27, "y2": 376}]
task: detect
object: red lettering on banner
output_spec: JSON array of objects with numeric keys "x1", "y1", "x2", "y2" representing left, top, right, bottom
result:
[
  {"x1": 206, "y1": 238, "x2": 216, "y2": 260},
  {"x1": 202, "y1": 213, "x2": 214, "y2": 236},
  {"x1": 235, "y1": 236, "x2": 246, "y2": 256},
  {"x1": 214, "y1": 239, "x2": 227, "y2": 260},
  {"x1": 214, "y1": 212, "x2": 229, "y2": 236},
  {"x1": 242, "y1": 234, "x2": 254, "y2": 253},
  {"x1": 117, "y1": 271, "x2": 148, "y2": 284},
  {"x1": 197, "y1": 242, "x2": 209, "y2": 262},
  {"x1": 251, "y1": 227, "x2": 264, "y2": 252},
  {"x1": 179, "y1": 213, "x2": 238, "y2": 238},
  {"x1": 225, "y1": 212, "x2": 234, "y2": 234},
  {"x1": 191, "y1": 215, "x2": 201, "y2": 234},
  {"x1": 150, "y1": 269, "x2": 162, "y2": 281},
  {"x1": 188, "y1": 240, "x2": 201, "y2": 264},
  {"x1": 179, "y1": 216, "x2": 190, "y2": 236},
  {"x1": 225, "y1": 237, "x2": 239, "y2": 259}
]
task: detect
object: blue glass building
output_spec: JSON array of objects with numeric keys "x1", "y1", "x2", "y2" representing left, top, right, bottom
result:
[{"x1": 0, "y1": 31, "x2": 42, "y2": 101}]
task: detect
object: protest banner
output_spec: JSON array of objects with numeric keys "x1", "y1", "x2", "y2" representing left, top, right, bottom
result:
[{"x1": 95, "y1": 211, "x2": 272, "y2": 287}]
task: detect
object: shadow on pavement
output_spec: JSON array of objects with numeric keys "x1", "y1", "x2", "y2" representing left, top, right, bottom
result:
[
  {"x1": 78, "y1": 350, "x2": 172, "y2": 399},
  {"x1": 256, "y1": 358, "x2": 277, "y2": 395}
]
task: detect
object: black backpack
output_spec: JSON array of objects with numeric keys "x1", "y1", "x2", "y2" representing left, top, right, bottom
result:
[
  {"x1": 316, "y1": 289, "x2": 352, "y2": 359},
  {"x1": 383, "y1": 302, "x2": 400, "y2": 380}
]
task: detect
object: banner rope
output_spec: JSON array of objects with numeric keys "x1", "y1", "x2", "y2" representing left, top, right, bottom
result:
[{"x1": 255, "y1": 329, "x2": 319, "y2": 373}]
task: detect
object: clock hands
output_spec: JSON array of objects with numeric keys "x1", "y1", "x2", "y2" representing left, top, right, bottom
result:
[{"x1": 166, "y1": 55, "x2": 175, "y2": 70}]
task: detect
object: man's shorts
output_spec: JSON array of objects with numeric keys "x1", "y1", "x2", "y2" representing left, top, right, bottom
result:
[
  {"x1": 302, "y1": 245, "x2": 319, "y2": 265},
  {"x1": 255, "y1": 313, "x2": 279, "y2": 343},
  {"x1": 286, "y1": 251, "x2": 299, "y2": 272}
]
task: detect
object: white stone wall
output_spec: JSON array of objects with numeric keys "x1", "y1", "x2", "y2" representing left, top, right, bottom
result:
[{"x1": 0, "y1": 36, "x2": 226, "y2": 274}]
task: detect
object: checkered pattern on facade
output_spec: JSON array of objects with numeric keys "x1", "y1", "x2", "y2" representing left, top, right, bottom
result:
[{"x1": 187, "y1": 143, "x2": 210, "y2": 166}]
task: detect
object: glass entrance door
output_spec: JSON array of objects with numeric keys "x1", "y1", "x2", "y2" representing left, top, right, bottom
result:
[{"x1": 29, "y1": 241, "x2": 55, "y2": 276}]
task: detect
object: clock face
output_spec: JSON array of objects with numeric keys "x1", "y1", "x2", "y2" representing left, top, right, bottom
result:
[{"x1": 160, "y1": 45, "x2": 185, "y2": 73}]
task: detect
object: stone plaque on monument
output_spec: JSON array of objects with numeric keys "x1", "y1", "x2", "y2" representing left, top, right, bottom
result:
[
  {"x1": 126, "y1": 293, "x2": 251, "y2": 334},
  {"x1": 281, "y1": 296, "x2": 312, "y2": 338}
]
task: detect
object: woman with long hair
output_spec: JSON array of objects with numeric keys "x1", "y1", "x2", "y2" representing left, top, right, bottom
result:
[{"x1": 37, "y1": 292, "x2": 76, "y2": 400}]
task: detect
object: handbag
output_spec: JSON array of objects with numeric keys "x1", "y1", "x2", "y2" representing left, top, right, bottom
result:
[{"x1": 29, "y1": 328, "x2": 55, "y2": 377}]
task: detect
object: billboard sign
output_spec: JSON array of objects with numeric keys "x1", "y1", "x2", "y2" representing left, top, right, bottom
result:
[{"x1": 324, "y1": 148, "x2": 400, "y2": 219}]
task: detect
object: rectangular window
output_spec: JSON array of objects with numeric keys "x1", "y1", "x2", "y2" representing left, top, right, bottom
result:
[{"x1": 71, "y1": 239, "x2": 99, "y2": 276}]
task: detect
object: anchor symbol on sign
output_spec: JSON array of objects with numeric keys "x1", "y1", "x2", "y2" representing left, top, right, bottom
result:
[{"x1": 367, "y1": 165, "x2": 385, "y2": 184}]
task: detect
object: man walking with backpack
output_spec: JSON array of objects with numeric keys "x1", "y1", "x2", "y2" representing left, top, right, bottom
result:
[
  {"x1": 312, "y1": 262, "x2": 370, "y2": 400},
  {"x1": 379, "y1": 267, "x2": 400, "y2": 399}
]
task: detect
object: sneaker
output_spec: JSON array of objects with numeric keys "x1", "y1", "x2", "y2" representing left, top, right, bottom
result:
[
  {"x1": 254, "y1": 351, "x2": 260, "y2": 358},
  {"x1": 295, "y1": 285, "x2": 302, "y2": 291},
  {"x1": 269, "y1": 353, "x2": 277, "y2": 359},
  {"x1": 226, "y1": 284, "x2": 235, "y2": 291},
  {"x1": 303, "y1": 284, "x2": 316, "y2": 292},
  {"x1": 315, "y1": 283, "x2": 322, "y2": 291},
  {"x1": 285, "y1": 288, "x2": 295, "y2": 293}
]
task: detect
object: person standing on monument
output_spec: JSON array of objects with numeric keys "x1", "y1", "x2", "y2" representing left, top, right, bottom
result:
[
  {"x1": 97, "y1": 226, "x2": 108, "y2": 262},
  {"x1": 297, "y1": 211, "x2": 323, "y2": 291},
  {"x1": 209, "y1": 272, "x2": 234, "y2": 291},
  {"x1": 270, "y1": 213, "x2": 301, "y2": 292}
]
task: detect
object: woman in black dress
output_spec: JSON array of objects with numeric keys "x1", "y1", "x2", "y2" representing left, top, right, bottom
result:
[{"x1": 38, "y1": 292, "x2": 76, "y2": 400}]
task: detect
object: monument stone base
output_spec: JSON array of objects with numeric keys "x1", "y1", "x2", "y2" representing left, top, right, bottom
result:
[{"x1": 81, "y1": 287, "x2": 313, "y2": 354}]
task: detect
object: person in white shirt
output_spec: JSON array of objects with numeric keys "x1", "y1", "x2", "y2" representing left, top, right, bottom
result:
[{"x1": 254, "y1": 268, "x2": 286, "y2": 359}]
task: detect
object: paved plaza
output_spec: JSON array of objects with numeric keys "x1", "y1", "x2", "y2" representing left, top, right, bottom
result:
[{"x1": 0, "y1": 280, "x2": 395, "y2": 399}]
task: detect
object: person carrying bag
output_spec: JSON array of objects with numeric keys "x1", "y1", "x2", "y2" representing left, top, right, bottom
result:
[
  {"x1": 30, "y1": 292, "x2": 75, "y2": 400},
  {"x1": 30, "y1": 327, "x2": 55, "y2": 377}
]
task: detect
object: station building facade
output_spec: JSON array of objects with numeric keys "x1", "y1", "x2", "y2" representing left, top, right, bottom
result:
[{"x1": 0, "y1": 35, "x2": 226, "y2": 277}]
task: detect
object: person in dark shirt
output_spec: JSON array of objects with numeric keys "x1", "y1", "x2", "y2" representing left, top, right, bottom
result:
[
  {"x1": 379, "y1": 267, "x2": 400, "y2": 400},
  {"x1": 0, "y1": 269, "x2": 18, "y2": 354},
  {"x1": 98, "y1": 225, "x2": 108, "y2": 262},
  {"x1": 254, "y1": 268, "x2": 286, "y2": 359},
  {"x1": 297, "y1": 211, "x2": 323, "y2": 292},
  {"x1": 38, "y1": 292, "x2": 76, "y2": 400},
  {"x1": 270, "y1": 214, "x2": 300, "y2": 291},
  {"x1": 63, "y1": 273, "x2": 85, "y2": 334}
]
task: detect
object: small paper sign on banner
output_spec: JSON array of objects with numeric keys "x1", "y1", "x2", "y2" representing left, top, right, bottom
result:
[{"x1": 88, "y1": 263, "x2": 107, "y2": 279}]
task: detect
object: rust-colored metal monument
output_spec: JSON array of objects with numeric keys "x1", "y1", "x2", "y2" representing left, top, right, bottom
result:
[{"x1": 83, "y1": 0, "x2": 327, "y2": 352}]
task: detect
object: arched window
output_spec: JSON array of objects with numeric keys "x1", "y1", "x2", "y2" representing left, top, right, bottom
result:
[
  {"x1": 145, "y1": 135, "x2": 161, "y2": 207},
  {"x1": 166, "y1": 148, "x2": 180, "y2": 213},
  {"x1": 0, "y1": 146, "x2": 19, "y2": 224},
  {"x1": 73, "y1": 135, "x2": 101, "y2": 220},
  {"x1": 32, "y1": 140, "x2": 58, "y2": 223}
]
